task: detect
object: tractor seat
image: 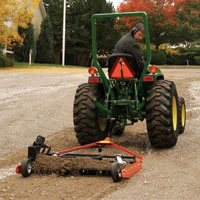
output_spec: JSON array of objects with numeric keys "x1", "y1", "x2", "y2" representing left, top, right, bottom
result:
[{"x1": 107, "y1": 53, "x2": 138, "y2": 79}]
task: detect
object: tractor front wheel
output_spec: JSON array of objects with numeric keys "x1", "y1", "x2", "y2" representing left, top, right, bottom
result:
[
  {"x1": 73, "y1": 83, "x2": 108, "y2": 145},
  {"x1": 146, "y1": 80, "x2": 179, "y2": 148}
]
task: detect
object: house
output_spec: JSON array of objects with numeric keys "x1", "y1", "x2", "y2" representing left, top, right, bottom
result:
[{"x1": 31, "y1": 0, "x2": 46, "y2": 40}]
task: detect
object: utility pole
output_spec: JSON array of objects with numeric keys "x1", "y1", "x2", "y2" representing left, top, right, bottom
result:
[{"x1": 62, "y1": 0, "x2": 66, "y2": 66}]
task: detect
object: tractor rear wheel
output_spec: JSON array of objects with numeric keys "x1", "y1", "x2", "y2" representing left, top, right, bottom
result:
[
  {"x1": 146, "y1": 80, "x2": 179, "y2": 148},
  {"x1": 73, "y1": 83, "x2": 108, "y2": 145},
  {"x1": 178, "y1": 96, "x2": 186, "y2": 134}
]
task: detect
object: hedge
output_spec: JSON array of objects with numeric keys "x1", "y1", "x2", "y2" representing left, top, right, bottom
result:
[
  {"x1": 151, "y1": 50, "x2": 167, "y2": 65},
  {"x1": 0, "y1": 54, "x2": 14, "y2": 67},
  {"x1": 166, "y1": 47, "x2": 200, "y2": 65},
  {"x1": 194, "y1": 56, "x2": 200, "y2": 65}
]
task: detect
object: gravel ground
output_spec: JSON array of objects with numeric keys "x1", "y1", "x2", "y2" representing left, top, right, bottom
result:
[{"x1": 0, "y1": 67, "x2": 200, "y2": 200}]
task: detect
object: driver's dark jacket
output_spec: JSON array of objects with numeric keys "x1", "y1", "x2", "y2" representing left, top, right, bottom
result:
[{"x1": 114, "y1": 32, "x2": 145, "y2": 74}]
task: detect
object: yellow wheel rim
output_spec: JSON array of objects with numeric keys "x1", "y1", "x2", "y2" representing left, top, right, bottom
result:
[
  {"x1": 181, "y1": 104, "x2": 186, "y2": 127},
  {"x1": 172, "y1": 96, "x2": 178, "y2": 131}
]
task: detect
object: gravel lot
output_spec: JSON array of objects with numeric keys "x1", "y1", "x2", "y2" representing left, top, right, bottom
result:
[{"x1": 0, "y1": 67, "x2": 200, "y2": 200}]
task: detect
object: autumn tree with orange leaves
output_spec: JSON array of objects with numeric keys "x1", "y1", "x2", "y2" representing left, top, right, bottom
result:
[
  {"x1": 117, "y1": 0, "x2": 200, "y2": 48},
  {"x1": 0, "y1": 0, "x2": 40, "y2": 47}
]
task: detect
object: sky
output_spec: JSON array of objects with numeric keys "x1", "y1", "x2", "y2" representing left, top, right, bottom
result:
[{"x1": 107, "y1": 0, "x2": 123, "y2": 9}]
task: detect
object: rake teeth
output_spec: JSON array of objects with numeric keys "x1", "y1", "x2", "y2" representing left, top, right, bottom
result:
[{"x1": 31, "y1": 155, "x2": 123, "y2": 177}]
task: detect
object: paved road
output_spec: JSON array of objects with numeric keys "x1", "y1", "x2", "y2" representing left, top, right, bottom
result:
[
  {"x1": 0, "y1": 70, "x2": 87, "y2": 156},
  {"x1": 0, "y1": 67, "x2": 200, "y2": 157},
  {"x1": 0, "y1": 68, "x2": 200, "y2": 200}
]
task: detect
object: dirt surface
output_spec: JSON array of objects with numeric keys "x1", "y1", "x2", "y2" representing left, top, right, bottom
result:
[{"x1": 0, "y1": 67, "x2": 200, "y2": 200}]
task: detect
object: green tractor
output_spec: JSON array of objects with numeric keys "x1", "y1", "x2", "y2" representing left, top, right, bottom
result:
[{"x1": 73, "y1": 12, "x2": 186, "y2": 148}]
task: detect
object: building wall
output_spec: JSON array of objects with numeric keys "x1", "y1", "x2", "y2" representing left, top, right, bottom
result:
[
  {"x1": 31, "y1": 0, "x2": 46, "y2": 40},
  {"x1": 32, "y1": 8, "x2": 43, "y2": 39}
]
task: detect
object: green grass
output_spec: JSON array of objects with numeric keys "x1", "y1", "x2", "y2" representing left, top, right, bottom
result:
[{"x1": 14, "y1": 62, "x2": 86, "y2": 68}]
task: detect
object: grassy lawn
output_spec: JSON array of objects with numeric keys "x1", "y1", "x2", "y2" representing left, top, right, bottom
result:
[
  {"x1": 14, "y1": 62, "x2": 85, "y2": 68},
  {"x1": 1, "y1": 62, "x2": 199, "y2": 72},
  {"x1": 0, "y1": 62, "x2": 87, "y2": 73},
  {"x1": 13, "y1": 62, "x2": 200, "y2": 69}
]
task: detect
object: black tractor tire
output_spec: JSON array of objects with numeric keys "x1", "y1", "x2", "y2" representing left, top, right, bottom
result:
[
  {"x1": 21, "y1": 158, "x2": 32, "y2": 177},
  {"x1": 73, "y1": 83, "x2": 108, "y2": 145},
  {"x1": 178, "y1": 96, "x2": 186, "y2": 134},
  {"x1": 146, "y1": 80, "x2": 179, "y2": 148}
]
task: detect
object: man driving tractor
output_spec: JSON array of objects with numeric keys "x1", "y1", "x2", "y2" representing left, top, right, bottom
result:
[{"x1": 114, "y1": 23, "x2": 145, "y2": 74}]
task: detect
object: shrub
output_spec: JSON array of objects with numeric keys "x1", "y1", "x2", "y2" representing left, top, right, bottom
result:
[
  {"x1": 166, "y1": 54, "x2": 186, "y2": 65},
  {"x1": 194, "y1": 56, "x2": 200, "y2": 65},
  {"x1": 180, "y1": 47, "x2": 200, "y2": 65},
  {"x1": 35, "y1": 16, "x2": 54, "y2": 63},
  {"x1": 0, "y1": 54, "x2": 14, "y2": 67},
  {"x1": 166, "y1": 47, "x2": 200, "y2": 65},
  {"x1": 151, "y1": 50, "x2": 167, "y2": 65},
  {"x1": 14, "y1": 23, "x2": 35, "y2": 62}
]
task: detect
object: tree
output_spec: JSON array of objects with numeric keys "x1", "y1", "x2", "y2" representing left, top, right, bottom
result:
[
  {"x1": 43, "y1": 0, "x2": 63, "y2": 50},
  {"x1": 117, "y1": 0, "x2": 200, "y2": 48},
  {"x1": 43, "y1": 0, "x2": 120, "y2": 66},
  {"x1": 68, "y1": 0, "x2": 120, "y2": 66},
  {"x1": 14, "y1": 23, "x2": 35, "y2": 62},
  {"x1": 0, "y1": 0, "x2": 40, "y2": 47},
  {"x1": 174, "y1": 0, "x2": 200, "y2": 45},
  {"x1": 35, "y1": 16, "x2": 54, "y2": 63},
  {"x1": 66, "y1": 1, "x2": 118, "y2": 54}
]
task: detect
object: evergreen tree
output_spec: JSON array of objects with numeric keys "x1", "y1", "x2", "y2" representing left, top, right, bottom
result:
[
  {"x1": 66, "y1": 0, "x2": 118, "y2": 53},
  {"x1": 43, "y1": 0, "x2": 119, "y2": 66},
  {"x1": 14, "y1": 23, "x2": 35, "y2": 62},
  {"x1": 35, "y1": 16, "x2": 54, "y2": 63},
  {"x1": 43, "y1": 0, "x2": 63, "y2": 50}
]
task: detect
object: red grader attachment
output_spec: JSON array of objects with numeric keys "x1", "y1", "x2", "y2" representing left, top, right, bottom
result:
[{"x1": 16, "y1": 135, "x2": 143, "y2": 182}]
